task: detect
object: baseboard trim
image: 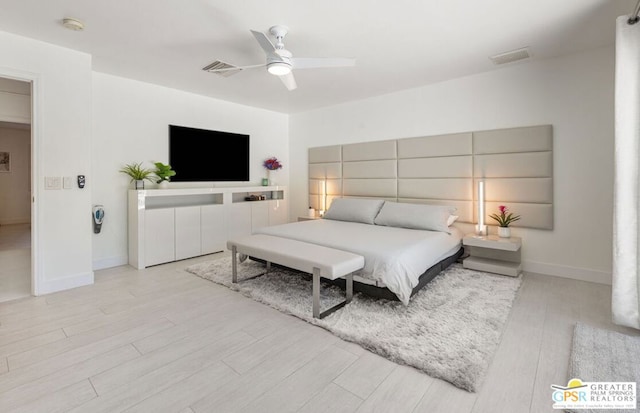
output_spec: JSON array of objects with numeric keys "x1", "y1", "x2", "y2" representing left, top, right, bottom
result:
[
  {"x1": 93, "y1": 255, "x2": 128, "y2": 271},
  {"x1": 38, "y1": 271, "x2": 94, "y2": 295},
  {"x1": 523, "y1": 260, "x2": 611, "y2": 285}
]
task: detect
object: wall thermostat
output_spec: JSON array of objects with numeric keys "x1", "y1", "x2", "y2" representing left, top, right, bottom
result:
[{"x1": 77, "y1": 175, "x2": 86, "y2": 188}]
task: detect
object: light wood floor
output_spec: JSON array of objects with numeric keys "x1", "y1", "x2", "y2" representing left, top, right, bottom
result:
[
  {"x1": 0, "y1": 252, "x2": 637, "y2": 413},
  {"x1": 0, "y1": 223, "x2": 30, "y2": 303}
]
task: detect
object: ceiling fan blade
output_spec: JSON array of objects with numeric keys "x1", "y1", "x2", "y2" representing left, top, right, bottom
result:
[
  {"x1": 278, "y1": 72, "x2": 297, "y2": 91},
  {"x1": 250, "y1": 30, "x2": 277, "y2": 57},
  {"x1": 291, "y1": 57, "x2": 356, "y2": 69}
]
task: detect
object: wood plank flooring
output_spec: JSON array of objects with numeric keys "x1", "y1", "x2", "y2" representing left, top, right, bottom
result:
[
  {"x1": 0, "y1": 251, "x2": 638, "y2": 413},
  {"x1": 0, "y1": 224, "x2": 30, "y2": 303}
]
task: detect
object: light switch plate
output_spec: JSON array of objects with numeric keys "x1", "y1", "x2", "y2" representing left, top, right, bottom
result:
[
  {"x1": 63, "y1": 176, "x2": 72, "y2": 189},
  {"x1": 45, "y1": 177, "x2": 61, "y2": 190}
]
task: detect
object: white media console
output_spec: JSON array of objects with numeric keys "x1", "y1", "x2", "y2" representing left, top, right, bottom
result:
[{"x1": 128, "y1": 186, "x2": 288, "y2": 269}]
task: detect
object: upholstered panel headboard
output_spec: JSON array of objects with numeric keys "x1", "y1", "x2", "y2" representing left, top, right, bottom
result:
[
  {"x1": 308, "y1": 124, "x2": 553, "y2": 230},
  {"x1": 473, "y1": 125, "x2": 553, "y2": 229}
]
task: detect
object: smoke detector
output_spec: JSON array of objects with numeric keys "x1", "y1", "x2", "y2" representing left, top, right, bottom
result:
[
  {"x1": 489, "y1": 47, "x2": 531, "y2": 65},
  {"x1": 62, "y1": 17, "x2": 85, "y2": 31}
]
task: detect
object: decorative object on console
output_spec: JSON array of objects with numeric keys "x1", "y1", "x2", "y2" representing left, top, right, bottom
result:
[
  {"x1": 489, "y1": 205, "x2": 521, "y2": 238},
  {"x1": 119, "y1": 162, "x2": 155, "y2": 190},
  {"x1": 262, "y1": 156, "x2": 283, "y2": 186},
  {"x1": 153, "y1": 162, "x2": 176, "y2": 189}
]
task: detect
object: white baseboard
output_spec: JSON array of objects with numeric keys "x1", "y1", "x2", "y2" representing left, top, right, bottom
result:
[
  {"x1": 523, "y1": 260, "x2": 611, "y2": 285},
  {"x1": 0, "y1": 218, "x2": 30, "y2": 225},
  {"x1": 37, "y1": 271, "x2": 94, "y2": 295},
  {"x1": 93, "y1": 255, "x2": 128, "y2": 271}
]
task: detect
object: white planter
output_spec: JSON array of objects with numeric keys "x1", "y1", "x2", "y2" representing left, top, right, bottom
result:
[
  {"x1": 498, "y1": 227, "x2": 511, "y2": 238},
  {"x1": 158, "y1": 180, "x2": 169, "y2": 189}
]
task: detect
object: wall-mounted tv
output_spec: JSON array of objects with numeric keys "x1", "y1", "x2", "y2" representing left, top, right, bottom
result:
[{"x1": 169, "y1": 125, "x2": 250, "y2": 182}]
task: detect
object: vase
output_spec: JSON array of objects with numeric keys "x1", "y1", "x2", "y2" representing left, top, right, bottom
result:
[
  {"x1": 158, "y1": 180, "x2": 169, "y2": 189},
  {"x1": 135, "y1": 180, "x2": 145, "y2": 190},
  {"x1": 498, "y1": 227, "x2": 511, "y2": 238},
  {"x1": 262, "y1": 170, "x2": 271, "y2": 186}
]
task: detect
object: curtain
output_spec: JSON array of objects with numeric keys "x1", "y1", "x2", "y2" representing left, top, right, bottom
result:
[{"x1": 612, "y1": 15, "x2": 640, "y2": 329}]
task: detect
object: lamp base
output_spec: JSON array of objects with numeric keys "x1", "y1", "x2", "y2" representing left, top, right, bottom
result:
[{"x1": 475, "y1": 225, "x2": 487, "y2": 236}]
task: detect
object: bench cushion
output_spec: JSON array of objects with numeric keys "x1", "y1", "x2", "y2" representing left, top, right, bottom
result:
[{"x1": 227, "y1": 234, "x2": 364, "y2": 280}]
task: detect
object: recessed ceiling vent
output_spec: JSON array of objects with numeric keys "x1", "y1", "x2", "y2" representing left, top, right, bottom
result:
[
  {"x1": 489, "y1": 47, "x2": 531, "y2": 65},
  {"x1": 202, "y1": 61, "x2": 242, "y2": 77}
]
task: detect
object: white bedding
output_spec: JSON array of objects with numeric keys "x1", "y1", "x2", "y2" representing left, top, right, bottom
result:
[{"x1": 255, "y1": 219, "x2": 463, "y2": 305}]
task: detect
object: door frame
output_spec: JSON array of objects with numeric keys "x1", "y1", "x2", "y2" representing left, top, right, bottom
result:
[{"x1": 0, "y1": 67, "x2": 41, "y2": 295}]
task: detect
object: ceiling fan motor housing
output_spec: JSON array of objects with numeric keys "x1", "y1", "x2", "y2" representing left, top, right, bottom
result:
[{"x1": 267, "y1": 49, "x2": 292, "y2": 75}]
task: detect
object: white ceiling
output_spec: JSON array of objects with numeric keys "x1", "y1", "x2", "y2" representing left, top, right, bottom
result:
[{"x1": 0, "y1": 0, "x2": 635, "y2": 114}]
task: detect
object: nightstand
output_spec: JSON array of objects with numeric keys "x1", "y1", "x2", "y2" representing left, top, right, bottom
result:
[
  {"x1": 462, "y1": 234, "x2": 522, "y2": 277},
  {"x1": 297, "y1": 216, "x2": 321, "y2": 222}
]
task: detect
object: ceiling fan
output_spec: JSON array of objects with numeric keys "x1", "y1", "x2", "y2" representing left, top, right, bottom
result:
[{"x1": 203, "y1": 25, "x2": 355, "y2": 91}]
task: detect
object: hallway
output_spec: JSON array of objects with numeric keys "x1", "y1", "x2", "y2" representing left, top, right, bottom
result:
[{"x1": 0, "y1": 223, "x2": 30, "y2": 302}]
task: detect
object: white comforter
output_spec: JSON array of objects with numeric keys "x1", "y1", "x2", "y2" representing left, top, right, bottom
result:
[{"x1": 255, "y1": 219, "x2": 463, "y2": 305}]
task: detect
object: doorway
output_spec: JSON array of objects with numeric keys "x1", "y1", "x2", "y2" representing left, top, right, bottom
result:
[{"x1": 0, "y1": 77, "x2": 32, "y2": 302}]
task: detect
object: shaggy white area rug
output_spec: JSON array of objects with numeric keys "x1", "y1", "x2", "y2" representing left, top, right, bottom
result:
[
  {"x1": 185, "y1": 256, "x2": 522, "y2": 392},
  {"x1": 567, "y1": 322, "x2": 640, "y2": 413}
]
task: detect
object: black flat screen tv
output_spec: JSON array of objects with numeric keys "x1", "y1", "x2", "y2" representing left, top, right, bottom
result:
[{"x1": 169, "y1": 125, "x2": 250, "y2": 182}]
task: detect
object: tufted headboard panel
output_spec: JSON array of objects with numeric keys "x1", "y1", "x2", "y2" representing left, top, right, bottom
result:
[{"x1": 309, "y1": 125, "x2": 553, "y2": 230}]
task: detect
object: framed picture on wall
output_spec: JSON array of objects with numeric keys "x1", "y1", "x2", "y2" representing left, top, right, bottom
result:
[{"x1": 0, "y1": 152, "x2": 10, "y2": 172}]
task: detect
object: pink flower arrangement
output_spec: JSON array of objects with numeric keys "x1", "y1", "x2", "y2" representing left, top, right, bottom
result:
[
  {"x1": 489, "y1": 205, "x2": 521, "y2": 227},
  {"x1": 263, "y1": 157, "x2": 283, "y2": 171}
]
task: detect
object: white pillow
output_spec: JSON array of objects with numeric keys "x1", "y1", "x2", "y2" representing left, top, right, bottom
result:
[
  {"x1": 323, "y1": 198, "x2": 385, "y2": 225},
  {"x1": 374, "y1": 202, "x2": 456, "y2": 233},
  {"x1": 447, "y1": 215, "x2": 459, "y2": 226}
]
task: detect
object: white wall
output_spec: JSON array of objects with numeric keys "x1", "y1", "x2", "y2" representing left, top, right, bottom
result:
[
  {"x1": 0, "y1": 126, "x2": 30, "y2": 224},
  {"x1": 0, "y1": 30, "x2": 93, "y2": 294},
  {"x1": 91, "y1": 72, "x2": 289, "y2": 270},
  {"x1": 290, "y1": 46, "x2": 615, "y2": 284}
]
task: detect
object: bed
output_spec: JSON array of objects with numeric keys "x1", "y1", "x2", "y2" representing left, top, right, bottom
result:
[{"x1": 254, "y1": 198, "x2": 464, "y2": 305}]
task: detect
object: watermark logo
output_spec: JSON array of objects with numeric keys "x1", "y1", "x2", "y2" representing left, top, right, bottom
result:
[{"x1": 551, "y1": 378, "x2": 636, "y2": 410}]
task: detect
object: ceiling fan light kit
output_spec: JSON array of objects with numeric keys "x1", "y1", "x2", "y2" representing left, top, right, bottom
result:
[
  {"x1": 204, "y1": 24, "x2": 355, "y2": 91},
  {"x1": 267, "y1": 62, "x2": 292, "y2": 76}
]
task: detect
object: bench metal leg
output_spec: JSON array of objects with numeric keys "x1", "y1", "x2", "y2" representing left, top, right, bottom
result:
[
  {"x1": 313, "y1": 268, "x2": 354, "y2": 319},
  {"x1": 231, "y1": 246, "x2": 237, "y2": 283},
  {"x1": 313, "y1": 268, "x2": 321, "y2": 319}
]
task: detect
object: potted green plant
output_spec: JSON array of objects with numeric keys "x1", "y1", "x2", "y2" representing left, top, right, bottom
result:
[
  {"x1": 119, "y1": 162, "x2": 155, "y2": 190},
  {"x1": 489, "y1": 205, "x2": 521, "y2": 238},
  {"x1": 153, "y1": 162, "x2": 176, "y2": 189}
]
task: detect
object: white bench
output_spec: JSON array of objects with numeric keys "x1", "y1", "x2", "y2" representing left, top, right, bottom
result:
[{"x1": 227, "y1": 234, "x2": 365, "y2": 319}]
